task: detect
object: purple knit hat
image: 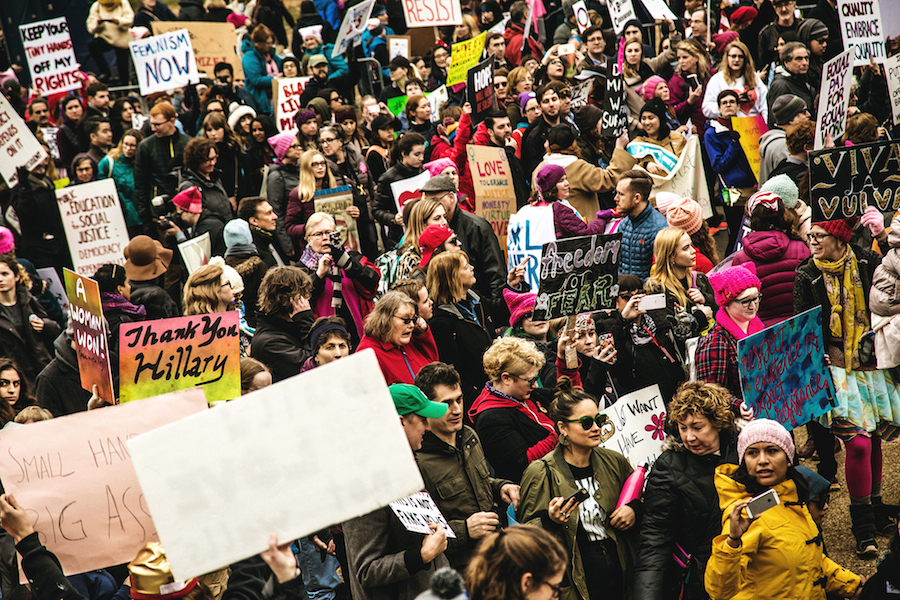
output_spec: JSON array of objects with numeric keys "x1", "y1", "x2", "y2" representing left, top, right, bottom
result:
[
  {"x1": 268, "y1": 132, "x2": 297, "y2": 163},
  {"x1": 519, "y1": 91, "x2": 536, "y2": 111},
  {"x1": 503, "y1": 288, "x2": 537, "y2": 327},
  {"x1": 738, "y1": 418, "x2": 795, "y2": 462},
  {"x1": 536, "y1": 164, "x2": 567, "y2": 199},
  {"x1": 424, "y1": 157, "x2": 455, "y2": 178},
  {"x1": 707, "y1": 263, "x2": 761, "y2": 307}
]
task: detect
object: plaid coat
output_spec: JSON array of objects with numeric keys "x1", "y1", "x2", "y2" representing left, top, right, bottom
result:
[{"x1": 696, "y1": 322, "x2": 742, "y2": 403}]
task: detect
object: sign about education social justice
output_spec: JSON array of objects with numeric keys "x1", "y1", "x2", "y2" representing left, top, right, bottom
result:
[
  {"x1": 402, "y1": 0, "x2": 463, "y2": 27},
  {"x1": 467, "y1": 57, "x2": 496, "y2": 125},
  {"x1": 737, "y1": 306, "x2": 835, "y2": 431},
  {"x1": 447, "y1": 31, "x2": 487, "y2": 87},
  {"x1": 886, "y1": 53, "x2": 900, "y2": 126},
  {"x1": 315, "y1": 186, "x2": 361, "y2": 253},
  {"x1": 0, "y1": 93, "x2": 47, "y2": 189},
  {"x1": 837, "y1": 0, "x2": 885, "y2": 66},
  {"x1": 390, "y1": 492, "x2": 457, "y2": 537},
  {"x1": 814, "y1": 47, "x2": 854, "y2": 151},
  {"x1": 129, "y1": 29, "x2": 201, "y2": 96},
  {"x1": 63, "y1": 270, "x2": 114, "y2": 405},
  {"x1": 391, "y1": 170, "x2": 430, "y2": 213},
  {"x1": 468, "y1": 145, "x2": 514, "y2": 251},
  {"x1": 58, "y1": 179, "x2": 129, "y2": 278},
  {"x1": 19, "y1": 17, "x2": 80, "y2": 94},
  {"x1": 127, "y1": 350, "x2": 425, "y2": 580},
  {"x1": 151, "y1": 21, "x2": 244, "y2": 78},
  {"x1": 532, "y1": 233, "x2": 621, "y2": 321},
  {"x1": 334, "y1": 0, "x2": 375, "y2": 57},
  {"x1": 598, "y1": 384, "x2": 666, "y2": 469},
  {"x1": 118, "y1": 312, "x2": 240, "y2": 404},
  {"x1": 0, "y1": 391, "x2": 207, "y2": 576},
  {"x1": 275, "y1": 77, "x2": 311, "y2": 133},
  {"x1": 809, "y1": 139, "x2": 900, "y2": 221},
  {"x1": 732, "y1": 116, "x2": 769, "y2": 181}
]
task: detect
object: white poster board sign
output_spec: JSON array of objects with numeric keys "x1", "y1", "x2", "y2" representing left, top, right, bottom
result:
[
  {"x1": 599, "y1": 384, "x2": 666, "y2": 469},
  {"x1": 572, "y1": 1, "x2": 590, "y2": 33},
  {"x1": 37, "y1": 267, "x2": 69, "y2": 317},
  {"x1": 641, "y1": 0, "x2": 677, "y2": 21},
  {"x1": 402, "y1": 0, "x2": 463, "y2": 27},
  {"x1": 389, "y1": 492, "x2": 457, "y2": 538},
  {"x1": 19, "y1": 17, "x2": 81, "y2": 94},
  {"x1": 274, "y1": 77, "x2": 310, "y2": 133},
  {"x1": 836, "y1": 0, "x2": 885, "y2": 66},
  {"x1": 127, "y1": 350, "x2": 425, "y2": 581},
  {"x1": 814, "y1": 47, "x2": 854, "y2": 150},
  {"x1": 390, "y1": 170, "x2": 430, "y2": 213},
  {"x1": 177, "y1": 232, "x2": 211, "y2": 274},
  {"x1": 333, "y1": 0, "x2": 376, "y2": 58},
  {"x1": 129, "y1": 29, "x2": 201, "y2": 95},
  {"x1": 608, "y1": 0, "x2": 637, "y2": 35},
  {"x1": 427, "y1": 85, "x2": 449, "y2": 123},
  {"x1": 0, "y1": 93, "x2": 48, "y2": 188},
  {"x1": 57, "y1": 179, "x2": 130, "y2": 278},
  {"x1": 886, "y1": 53, "x2": 900, "y2": 126},
  {"x1": 389, "y1": 36, "x2": 410, "y2": 59}
]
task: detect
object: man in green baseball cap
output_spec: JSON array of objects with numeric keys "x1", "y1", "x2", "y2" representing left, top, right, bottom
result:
[{"x1": 390, "y1": 383, "x2": 448, "y2": 452}]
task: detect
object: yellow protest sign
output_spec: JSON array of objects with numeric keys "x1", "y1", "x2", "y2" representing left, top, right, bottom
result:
[
  {"x1": 151, "y1": 21, "x2": 243, "y2": 78},
  {"x1": 447, "y1": 31, "x2": 486, "y2": 86},
  {"x1": 731, "y1": 115, "x2": 769, "y2": 182}
]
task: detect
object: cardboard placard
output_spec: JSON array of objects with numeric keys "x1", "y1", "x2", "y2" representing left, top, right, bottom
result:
[
  {"x1": 0, "y1": 93, "x2": 48, "y2": 188},
  {"x1": 467, "y1": 57, "x2": 496, "y2": 126},
  {"x1": 731, "y1": 115, "x2": 768, "y2": 181},
  {"x1": 808, "y1": 139, "x2": 900, "y2": 221},
  {"x1": 388, "y1": 35, "x2": 411, "y2": 59},
  {"x1": 126, "y1": 350, "x2": 425, "y2": 581},
  {"x1": 402, "y1": 0, "x2": 463, "y2": 27},
  {"x1": 814, "y1": 48, "x2": 854, "y2": 151},
  {"x1": 334, "y1": 0, "x2": 376, "y2": 58},
  {"x1": 599, "y1": 384, "x2": 666, "y2": 469},
  {"x1": 570, "y1": 78, "x2": 594, "y2": 110},
  {"x1": 274, "y1": 77, "x2": 311, "y2": 133},
  {"x1": 738, "y1": 307, "x2": 836, "y2": 431},
  {"x1": 648, "y1": 135, "x2": 713, "y2": 219},
  {"x1": 641, "y1": 0, "x2": 677, "y2": 21},
  {"x1": 389, "y1": 492, "x2": 457, "y2": 537},
  {"x1": 0, "y1": 391, "x2": 207, "y2": 576},
  {"x1": 836, "y1": 0, "x2": 885, "y2": 66},
  {"x1": 19, "y1": 17, "x2": 80, "y2": 94},
  {"x1": 37, "y1": 267, "x2": 69, "y2": 317},
  {"x1": 572, "y1": 0, "x2": 590, "y2": 33},
  {"x1": 177, "y1": 232, "x2": 210, "y2": 275},
  {"x1": 129, "y1": 29, "x2": 201, "y2": 96},
  {"x1": 118, "y1": 312, "x2": 241, "y2": 404},
  {"x1": 314, "y1": 185, "x2": 360, "y2": 253},
  {"x1": 886, "y1": 53, "x2": 900, "y2": 126},
  {"x1": 447, "y1": 31, "x2": 487, "y2": 87},
  {"x1": 608, "y1": 0, "x2": 637, "y2": 35},
  {"x1": 57, "y1": 180, "x2": 129, "y2": 278},
  {"x1": 532, "y1": 233, "x2": 621, "y2": 321},
  {"x1": 601, "y1": 63, "x2": 628, "y2": 137},
  {"x1": 390, "y1": 170, "x2": 430, "y2": 213},
  {"x1": 468, "y1": 145, "x2": 514, "y2": 252},
  {"x1": 507, "y1": 204, "x2": 555, "y2": 291},
  {"x1": 150, "y1": 21, "x2": 243, "y2": 78},
  {"x1": 63, "y1": 270, "x2": 114, "y2": 404}
]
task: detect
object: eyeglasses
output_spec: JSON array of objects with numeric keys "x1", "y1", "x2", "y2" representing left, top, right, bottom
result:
[
  {"x1": 149, "y1": 118, "x2": 172, "y2": 129},
  {"x1": 734, "y1": 294, "x2": 763, "y2": 307},
  {"x1": 815, "y1": 37, "x2": 828, "y2": 44},
  {"x1": 393, "y1": 314, "x2": 416, "y2": 326},
  {"x1": 587, "y1": 36, "x2": 604, "y2": 43},
  {"x1": 510, "y1": 373, "x2": 539, "y2": 386},
  {"x1": 543, "y1": 581, "x2": 562, "y2": 599},
  {"x1": 806, "y1": 232, "x2": 833, "y2": 243},
  {"x1": 311, "y1": 160, "x2": 327, "y2": 167},
  {"x1": 221, "y1": 281, "x2": 233, "y2": 289},
  {"x1": 309, "y1": 230, "x2": 335, "y2": 239},
  {"x1": 320, "y1": 137, "x2": 338, "y2": 144},
  {"x1": 564, "y1": 414, "x2": 607, "y2": 430}
]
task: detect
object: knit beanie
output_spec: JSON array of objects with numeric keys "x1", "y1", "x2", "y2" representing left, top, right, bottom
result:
[
  {"x1": 639, "y1": 76, "x2": 666, "y2": 101},
  {"x1": 0, "y1": 226, "x2": 14, "y2": 254},
  {"x1": 666, "y1": 197, "x2": 703, "y2": 235},
  {"x1": 224, "y1": 219, "x2": 253, "y2": 248},
  {"x1": 707, "y1": 263, "x2": 761, "y2": 307},
  {"x1": 795, "y1": 465, "x2": 830, "y2": 500},
  {"x1": 772, "y1": 94, "x2": 807, "y2": 127},
  {"x1": 419, "y1": 224, "x2": 455, "y2": 266},
  {"x1": 227, "y1": 104, "x2": 256, "y2": 132},
  {"x1": 746, "y1": 191, "x2": 780, "y2": 216},
  {"x1": 172, "y1": 186, "x2": 202, "y2": 214},
  {"x1": 536, "y1": 164, "x2": 567, "y2": 199},
  {"x1": 424, "y1": 157, "x2": 456, "y2": 178},
  {"x1": 738, "y1": 418, "x2": 795, "y2": 462},
  {"x1": 210, "y1": 257, "x2": 245, "y2": 295},
  {"x1": 306, "y1": 98, "x2": 330, "y2": 122},
  {"x1": 268, "y1": 132, "x2": 296, "y2": 163},
  {"x1": 639, "y1": 98, "x2": 670, "y2": 137},
  {"x1": 519, "y1": 91, "x2": 536, "y2": 112},
  {"x1": 653, "y1": 192, "x2": 680, "y2": 216},
  {"x1": 760, "y1": 174, "x2": 799, "y2": 209},
  {"x1": 730, "y1": 6, "x2": 757, "y2": 27},
  {"x1": 295, "y1": 109, "x2": 316, "y2": 126},
  {"x1": 334, "y1": 107, "x2": 357, "y2": 123},
  {"x1": 503, "y1": 288, "x2": 537, "y2": 327},
  {"x1": 817, "y1": 218, "x2": 858, "y2": 244}
]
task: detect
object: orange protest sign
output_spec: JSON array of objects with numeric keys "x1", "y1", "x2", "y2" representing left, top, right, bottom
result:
[{"x1": 732, "y1": 115, "x2": 768, "y2": 181}]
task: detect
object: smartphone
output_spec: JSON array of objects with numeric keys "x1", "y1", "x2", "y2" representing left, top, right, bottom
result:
[
  {"x1": 599, "y1": 332, "x2": 616, "y2": 364},
  {"x1": 686, "y1": 73, "x2": 700, "y2": 90},
  {"x1": 557, "y1": 43, "x2": 576, "y2": 56},
  {"x1": 746, "y1": 488, "x2": 780, "y2": 519},
  {"x1": 638, "y1": 293, "x2": 666, "y2": 311},
  {"x1": 564, "y1": 489, "x2": 590, "y2": 505}
]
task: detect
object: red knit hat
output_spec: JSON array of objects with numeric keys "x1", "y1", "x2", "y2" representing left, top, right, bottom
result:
[
  {"x1": 817, "y1": 218, "x2": 858, "y2": 244},
  {"x1": 503, "y1": 288, "x2": 537, "y2": 327},
  {"x1": 419, "y1": 224, "x2": 455, "y2": 266},
  {"x1": 172, "y1": 187, "x2": 202, "y2": 214},
  {"x1": 707, "y1": 263, "x2": 761, "y2": 307}
]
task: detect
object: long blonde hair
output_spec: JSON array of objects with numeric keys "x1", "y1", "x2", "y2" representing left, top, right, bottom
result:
[
  {"x1": 297, "y1": 149, "x2": 336, "y2": 203},
  {"x1": 454, "y1": 14, "x2": 480, "y2": 42},
  {"x1": 646, "y1": 227, "x2": 692, "y2": 306},
  {"x1": 183, "y1": 263, "x2": 227, "y2": 315},
  {"x1": 400, "y1": 198, "x2": 442, "y2": 253},
  {"x1": 718, "y1": 40, "x2": 758, "y2": 87},
  {"x1": 675, "y1": 40, "x2": 711, "y2": 81}
]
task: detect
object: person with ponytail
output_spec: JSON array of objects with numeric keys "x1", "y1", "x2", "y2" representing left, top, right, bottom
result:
[{"x1": 92, "y1": 263, "x2": 146, "y2": 357}]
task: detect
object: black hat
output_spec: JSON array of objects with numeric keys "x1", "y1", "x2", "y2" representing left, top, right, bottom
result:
[
  {"x1": 639, "y1": 98, "x2": 670, "y2": 137},
  {"x1": 372, "y1": 114, "x2": 395, "y2": 132}
]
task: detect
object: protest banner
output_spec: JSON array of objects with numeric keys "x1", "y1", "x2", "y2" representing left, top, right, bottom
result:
[
  {"x1": 64, "y1": 269, "x2": 114, "y2": 405},
  {"x1": 386, "y1": 94, "x2": 408, "y2": 117},
  {"x1": 41, "y1": 127, "x2": 59, "y2": 160},
  {"x1": 468, "y1": 145, "x2": 514, "y2": 252},
  {"x1": 447, "y1": 31, "x2": 487, "y2": 86},
  {"x1": 738, "y1": 307, "x2": 835, "y2": 430},
  {"x1": 151, "y1": 21, "x2": 243, "y2": 78},
  {"x1": 388, "y1": 35, "x2": 411, "y2": 58},
  {"x1": 507, "y1": 205, "x2": 555, "y2": 291},
  {"x1": 467, "y1": 57, "x2": 496, "y2": 125},
  {"x1": 601, "y1": 63, "x2": 628, "y2": 137},
  {"x1": 570, "y1": 78, "x2": 594, "y2": 110},
  {"x1": 836, "y1": 0, "x2": 885, "y2": 66},
  {"x1": 274, "y1": 77, "x2": 310, "y2": 133},
  {"x1": 334, "y1": 0, "x2": 376, "y2": 57},
  {"x1": 119, "y1": 311, "x2": 240, "y2": 404},
  {"x1": 886, "y1": 53, "x2": 900, "y2": 126},
  {"x1": 130, "y1": 29, "x2": 201, "y2": 96},
  {"x1": 732, "y1": 115, "x2": 768, "y2": 181},
  {"x1": 532, "y1": 233, "x2": 621, "y2": 321},
  {"x1": 0, "y1": 93, "x2": 47, "y2": 188},
  {"x1": 648, "y1": 136, "x2": 713, "y2": 219},
  {"x1": 177, "y1": 232, "x2": 210, "y2": 274},
  {"x1": 808, "y1": 139, "x2": 900, "y2": 221},
  {"x1": 572, "y1": 0, "x2": 590, "y2": 33},
  {"x1": 389, "y1": 492, "x2": 457, "y2": 538},
  {"x1": 390, "y1": 170, "x2": 430, "y2": 213},
  {"x1": 314, "y1": 186, "x2": 360, "y2": 253},
  {"x1": 608, "y1": 0, "x2": 637, "y2": 34},
  {"x1": 427, "y1": 85, "x2": 449, "y2": 123},
  {"x1": 38, "y1": 267, "x2": 69, "y2": 317},
  {"x1": 57, "y1": 180, "x2": 130, "y2": 278},
  {"x1": 127, "y1": 350, "x2": 425, "y2": 580},
  {"x1": 641, "y1": 0, "x2": 677, "y2": 21},
  {"x1": 627, "y1": 142, "x2": 679, "y2": 172},
  {"x1": 814, "y1": 47, "x2": 854, "y2": 151},
  {"x1": 0, "y1": 391, "x2": 207, "y2": 576},
  {"x1": 19, "y1": 18, "x2": 80, "y2": 94},
  {"x1": 599, "y1": 384, "x2": 666, "y2": 469},
  {"x1": 402, "y1": 0, "x2": 463, "y2": 27}
]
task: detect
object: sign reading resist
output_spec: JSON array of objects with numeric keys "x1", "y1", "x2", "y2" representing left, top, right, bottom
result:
[{"x1": 402, "y1": 0, "x2": 463, "y2": 27}]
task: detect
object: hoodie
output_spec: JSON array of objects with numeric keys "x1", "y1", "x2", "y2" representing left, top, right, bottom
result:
[{"x1": 35, "y1": 333, "x2": 92, "y2": 417}]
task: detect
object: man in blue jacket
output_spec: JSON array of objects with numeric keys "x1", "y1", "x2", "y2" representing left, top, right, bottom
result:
[{"x1": 615, "y1": 170, "x2": 668, "y2": 280}]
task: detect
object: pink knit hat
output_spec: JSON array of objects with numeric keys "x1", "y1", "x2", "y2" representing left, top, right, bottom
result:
[
  {"x1": 0, "y1": 227, "x2": 14, "y2": 254},
  {"x1": 738, "y1": 418, "x2": 795, "y2": 462},
  {"x1": 707, "y1": 263, "x2": 761, "y2": 307},
  {"x1": 666, "y1": 197, "x2": 703, "y2": 235},
  {"x1": 503, "y1": 288, "x2": 537, "y2": 327},
  {"x1": 268, "y1": 132, "x2": 297, "y2": 164},
  {"x1": 172, "y1": 186, "x2": 203, "y2": 214},
  {"x1": 424, "y1": 158, "x2": 455, "y2": 178},
  {"x1": 640, "y1": 76, "x2": 667, "y2": 101},
  {"x1": 654, "y1": 192, "x2": 680, "y2": 216}
]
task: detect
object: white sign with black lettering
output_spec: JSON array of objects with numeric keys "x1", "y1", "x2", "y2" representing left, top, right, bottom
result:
[
  {"x1": 0, "y1": 93, "x2": 48, "y2": 188},
  {"x1": 389, "y1": 491, "x2": 457, "y2": 537},
  {"x1": 608, "y1": 0, "x2": 637, "y2": 35},
  {"x1": 886, "y1": 53, "x2": 900, "y2": 126},
  {"x1": 814, "y1": 48, "x2": 854, "y2": 150},
  {"x1": 837, "y1": 0, "x2": 885, "y2": 66}
]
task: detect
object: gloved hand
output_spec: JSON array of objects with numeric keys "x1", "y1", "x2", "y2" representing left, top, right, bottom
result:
[
  {"x1": 729, "y1": 130, "x2": 741, "y2": 141},
  {"x1": 597, "y1": 209, "x2": 617, "y2": 221},
  {"x1": 861, "y1": 206, "x2": 885, "y2": 236},
  {"x1": 329, "y1": 242, "x2": 349, "y2": 267}
]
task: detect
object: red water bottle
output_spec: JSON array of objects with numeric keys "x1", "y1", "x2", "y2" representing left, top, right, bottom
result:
[{"x1": 615, "y1": 464, "x2": 647, "y2": 510}]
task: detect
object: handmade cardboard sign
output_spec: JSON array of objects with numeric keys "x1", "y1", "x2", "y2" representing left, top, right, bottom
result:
[
  {"x1": 389, "y1": 492, "x2": 457, "y2": 538},
  {"x1": 467, "y1": 57, "x2": 496, "y2": 125},
  {"x1": 809, "y1": 139, "x2": 900, "y2": 221},
  {"x1": 532, "y1": 233, "x2": 621, "y2": 321},
  {"x1": 151, "y1": 21, "x2": 243, "y2": 78},
  {"x1": 814, "y1": 48, "x2": 854, "y2": 151},
  {"x1": 0, "y1": 93, "x2": 48, "y2": 188},
  {"x1": 58, "y1": 180, "x2": 129, "y2": 277},
  {"x1": 314, "y1": 186, "x2": 360, "y2": 252},
  {"x1": 601, "y1": 63, "x2": 628, "y2": 137},
  {"x1": 127, "y1": 350, "x2": 425, "y2": 581},
  {"x1": 599, "y1": 384, "x2": 666, "y2": 469},
  {"x1": 836, "y1": 0, "x2": 885, "y2": 66},
  {"x1": 731, "y1": 116, "x2": 768, "y2": 181},
  {"x1": 390, "y1": 170, "x2": 430, "y2": 213},
  {"x1": 608, "y1": 0, "x2": 637, "y2": 34},
  {"x1": 468, "y1": 145, "x2": 514, "y2": 252},
  {"x1": 572, "y1": 0, "x2": 590, "y2": 33},
  {"x1": 447, "y1": 32, "x2": 486, "y2": 86},
  {"x1": 64, "y1": 270, "x2": 114, "y2": 404},
  {"x1": 0, "y1": 391, "x2": 207, "y2": 576},
  {"x1": 641, "y1": 0, "x2": 677, "y2": 21},
  {"x1": 130, "y1": 29, "x2": 200, "y2": 96},
  {"x1": 118, "y1": 312, "x2": 240, "y2": 404},
  {"x1": 738, "y1": 307, "x2": 835, "y2": 431},
  {"x1": 402, "y1": 0, "x2": 463, "y2": 27},
  {"x1": 334, "y1": 0, "x2": 376, "y2": 57},
  {"x1": 570, "y1": 78, "x2": 594, "y2": 110},
  {"x1": 19, "y1": 17, "x2": 80, "y2": 94},
  {"x1": 274, "y1": 77, "x2": 310, "y2": 133},
  {"x1": 886, "y1": 53, "x2": 900, "y2": 126}
]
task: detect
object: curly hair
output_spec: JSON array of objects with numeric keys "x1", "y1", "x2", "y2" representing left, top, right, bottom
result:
[
  {"x1": 363, "y1": 291, "x2": 417, "y2": 340},
  {"x1": 785, "y1": 119, "x2": 815, "y2": 155},
  {"x1": 667, "y1": 381, "x2": 735, "y2": 432},
  {"x1": 183, "y1": 137, "x2": 218, "y2": 173},
  {"x1": 14, "y1": 406, "x2": 52, "y2": 423},
  {"x1": 183, "y1": 263, "x2": 227, "y2": 315},
  {"x1": 257, "y1": 266, "x2": 312, "y2": 316},
  {"x1": 482, "y1": 337, "x2": 546, "y2": 383}
]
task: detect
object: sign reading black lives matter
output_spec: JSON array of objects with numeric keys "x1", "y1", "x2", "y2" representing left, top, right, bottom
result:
[
  {"x1": 532, "y1": 233, "x2": 621, "y2": 321},
  {"x1": 809, "y1": 139, "x2": 900, "y2": 222}
]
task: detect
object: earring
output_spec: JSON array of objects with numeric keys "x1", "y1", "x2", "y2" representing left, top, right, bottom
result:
[{"x1": 559, "y1": 432, "x2": 569, "y2": 446}]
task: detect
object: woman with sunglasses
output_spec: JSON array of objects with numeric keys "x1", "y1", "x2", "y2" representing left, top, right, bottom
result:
[{"x1": 519, "y1": 377, "x2": 641, "y2": 600}]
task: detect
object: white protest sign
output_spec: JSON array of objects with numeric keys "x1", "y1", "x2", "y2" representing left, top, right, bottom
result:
[
  {"x1": 41, "y1": 127, "x2": 59, "y2": 159},
  {"x1": 389, "y1": 36, "x2": 410, "y2": 59},
  {"x1": 177, "y1": 232, "x2": 210, "y2": 274},
  {"x1": 599, "y1": 385, "x2": 666, "y2": 469},
  {"x1": 641, "y1": 0, "x2": 677, "y2": 21},
  {"x1": 608, "y1": 0, "x2": 637, "y2": 35},
  {"x1": 814, "y1": 47, "x2": 854, "y2": 150},
  {"x1": 572, "y1": 1, "x2": 590, "y2": 33},
  {"x1": 402, "y1": 0, "x2": 463, "y2": 27},
  {"x1": 129, "y1": 29, "x2": 201, "y2": 95},
  {"x1": 489, "y1": 16, "x2": 510, "y2": 35},
  {"x1": 127, "y1": 350, "x2": 425, "y2": 580},
  {"x1": 274, "y1": 77, "x2": 310, "y2": 133},
  {"x1": 57, "y1": 179, "x2": 130, "y2": 278},
  {"x1": 334, "y1": 0, "x2": 376, "y2": 57},
  {"x1": 427, "y1": 85, "x2": 449, "y2": 123},
  {"x1": 390, "y1": 170, "x2": 430, "y2": 213},
  {"x1": 37, "y1": 267, "x2": 69, "y2": 317},
  {"x1": 389, "y1": 492, "x2": 457, "y2": 538},
  {"x1": 886, "y1": 53, "x2": 900, "y2": 126},
  {"x1": 837, "y1": 0, "x2": 885, "y2": 66},
  {"x1": 19, "y1": 18, "x2": 80, "y2": 95},
  {"x1": 0, "y1": 93, "x2": 48, "y2": 189}
]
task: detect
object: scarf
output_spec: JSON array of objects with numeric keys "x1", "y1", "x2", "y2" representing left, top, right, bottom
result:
[
  {"x1": 101, "y1": 292, "x2": 147, "y2": 316},
  {"x1": 300, "y1": 245, "x2": 343, "y2": 310},
  {"x1": 714, "y1": 308, "x2": 764, "y2": 341},
  {"x1": 814, "y1": 246, "x2": 869, "y2": 370}
]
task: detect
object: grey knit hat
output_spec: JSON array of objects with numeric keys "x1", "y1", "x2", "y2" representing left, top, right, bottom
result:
[{"x1": 772, "y1": 95, "x2": 807, "y2": 127}]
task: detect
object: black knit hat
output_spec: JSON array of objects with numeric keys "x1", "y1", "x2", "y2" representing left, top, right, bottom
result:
[
  {"x1": 639, "y1": 98, "x2": 670, "y2": 137},
  {"x1": 772, "y1": 94, "x2": 807, "y2": 127}
]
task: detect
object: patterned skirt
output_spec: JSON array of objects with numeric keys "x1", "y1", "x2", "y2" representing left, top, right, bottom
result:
[{"x1": 817, "y1": 366, "x2": 900, "y2": 441}]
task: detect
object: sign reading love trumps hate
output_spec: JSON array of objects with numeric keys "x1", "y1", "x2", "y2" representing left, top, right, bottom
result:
[
  {"x1": 737, "y1": 306, "x2": 835, "y2": 431},
  {"x1": 63, "y1": 270, "x2": 114, "y2": 405},
  {"x1": 130, "y1": 29, "x2": 200, "y2": 96},
  {"x1": 119, "y1": 312, "x2": 240, "y2": 404},
  {"x1": 19, "y1": 17, "x2": 80, "y2": 94}
]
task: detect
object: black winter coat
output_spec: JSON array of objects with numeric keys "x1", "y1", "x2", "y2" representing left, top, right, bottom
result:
[
  {"x1": 225, "y1": 252, "x2": 267, "y2": 328},
  {"x1": 11, "y1": 171, "x2": 70, "y2": 270},
  {"x1": 373, "y1": 162, "x2": 423, "y2": 247},
  {"x1": 129, "y1": 279, "x2": 180, "y2": 320},
  {"x1": 36, "y1": 333, "x2": 91, "y2": 417},
  {"x1": 266, "y1": 162, "x2": 300, "y2": 258},
  {"x1": 0, "y1": 288, "x2": 60, "y2": 385},
  {"x1": 134, "y1": 132, "x2": 191, "y2": 225},
  {"x1": 249, "y1": 310, "x2": 315, "y2": 382},
  {"x1": 860, "y1": 549, "x2": 900, "y2": 599}
]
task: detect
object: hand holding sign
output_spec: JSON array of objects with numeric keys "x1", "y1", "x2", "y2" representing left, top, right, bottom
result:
[{"x1": 0, "y1": 494, "x2": 34, "y2": 543}]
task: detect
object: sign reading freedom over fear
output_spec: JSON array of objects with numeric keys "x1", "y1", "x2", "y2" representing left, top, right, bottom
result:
[
  {"x1": 737, "y1": 306, "x2": 835, "y2": 431},
  {"x1": 58, "y1": 180, "x2": 130, "y2": 277},
  {"x1": 118, "y1": 312, "x2": 240, "y2": 404},
  {"x1": 19, "y1": 17, "x2": 80, "y2": 94},
  {"x1": 809, "y1": 139, "x2": 900, "y2": 221},
  {"x1": 532, "y1": 233, "x2": 621, "y2": 321}
]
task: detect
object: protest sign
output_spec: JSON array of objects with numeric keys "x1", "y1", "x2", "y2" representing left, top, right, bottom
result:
[
  {"x1": 41, "y1": 127, "x2": 59, "y2": 159},
  {"x1": 119, "y1": 312, "x2": 240, "y2": 404},
  {"x1": 274, "y1": 77, "x2": 310, "y2": 133},
  {"x1": 887, "y1": 53, "x2": 900, "y2": 126},
  {"x1": 334, "y1": 0, "x2": 376, "y2": 57},
  {"x1": 641, "y1": 0, "x2": 677, "y2": 20},
  {"x1": 177, "y1": 232, "x2": 210, "y2": 274},
  {"x1": 127, "y1": 350, "x2": 425, "y2": 580},
  {"x1": 0, "y1": 93, "x2": 47, "y2": 188},
  {"x1": 732, "y1": 116, "x2": 768, "y2": 181},
  {"x1": 627, "y1": 142, "x2": 679, "y2": 172},
  {"x1": 386, "y1": 94, "x2": 408, "y2": 117},
  {"x1": 427, "y1": 85, "x2": 449, "y2": 123},
  {"x1": 532, "y1": 233, "x2": 621, "y2": 321},
  {"x1": 836, "y1": 0, "x2": 885, "y2": 66},
  {"x1": 390, "y1": 170, "x2": 430, "y2": 213},
  {"x1": 467, "y1": 57, "x2": 496, "y2": 125},
  {"x1": 64, "y1": 269, "x2": 114, "y2": 404},
  {"x1": 314, "y1": 185, "x2": 360, "y2": 253},
  {"x1": 402, "y1": 0, "x2": 463, "y2": 27},
  {"x1": 0, "y1": 391, "x2": 207, "y2": 576},
  {"x1": 738, "y1": 307, "x2": 835, "y2": 430},
  {"x1": 570, "y1": 78, "x2": 594, "y2": 109},
  {"x1": 599, "y1": 384, "x2": 666, "y2": 469},
  {"x1": 814, "y1": 48, "x2": 854, "y2": 151},
  {"x1": 388, "y1": 35, "x2": 411, "y2": 58},
  {"x1": 57, "y1": 180, "x2": 130, "y2": 277},
  {"x1": 601, "y1": 63, "x2": 628, "y2": 137},
  {"x1": 507, "y1": 204, "x2": 555, "y2": 291},
  {"x1": 572, "y1": 0, "x2": 590, "y2": 33},
  {"x1": 130, "y1": 29, "x2": 201, "y2": 96},
  {"x1": 389, "y1": 492, "x2": 457, "y2": 538},
  {"x1": 447, "y1": 31, "x2": 487, "y2": 86},
  {"x1": 38, "y1": 267, "x2": 69, "y2": 317},
  {"x1": 808, "y1": 139, "x2": 900, "y2": 221},
  {"x1": 648, "y1": 136, "x2": 713, "y2": 219},
  {"x1": 608, "y1": 0, "x2": 637, "y2": 34},
  {"x1": 468, "y1": 145, "x2": 515, "y2": 251},
  {"x1": 19, "y1": 18, "x2": 80, "y2": 94},
  {"x1": 151, "y1": 21, "x2": 243, "y2": 78}
]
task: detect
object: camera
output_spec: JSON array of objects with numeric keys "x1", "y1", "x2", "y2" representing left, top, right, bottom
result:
[
  {"x1": 156, "y1": 211, "x2": 178, "y2": 231},
  {"x1": 329, "y1": 231, "x2": 343, "y2": 248}
]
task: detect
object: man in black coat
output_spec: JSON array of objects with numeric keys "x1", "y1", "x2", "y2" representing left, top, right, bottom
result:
[
  {"x1": 766, "y1": 42, "x2": 815, "y2": 128},
  {"x1": 237, "y1": 197, "x2": 289, "y2": 269},
  {"x1": 521, "y1": 82, "x2": 566, "y2": 178},
  {"x1": 483, "y1": 111, "x2": 529, "y2": 209},
  {"x1": 134, "y1": 102, "x2": 191, "y2": 230},
  {"x1": 36, "y1": 330, "x2": 91, "y2": 417}
]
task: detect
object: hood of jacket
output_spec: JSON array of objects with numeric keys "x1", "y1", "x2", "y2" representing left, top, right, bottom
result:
[
  {"x1": 468, "y1": 385, "x2": 525, "y2": 418},
  {"x1": 714, "y1": 463, "x2": 801, "y2": 512},
  {"x1": 542, "y1": 153, "x2": 579, "y2": 168},
  {"x1": 53, "y1": 332, "x2": 79, "y2": 372},
  {"x1": 740, "y1": 230, "x2": 795, "y2": 262}
]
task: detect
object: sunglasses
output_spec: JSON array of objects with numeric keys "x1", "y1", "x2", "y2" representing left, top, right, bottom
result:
[
  {"x1": 564, "y1": 414, "x2": 607, "y2": 430},
  {"x1": 393, "y1": 314, "x2": 416, "y2": 326}
]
